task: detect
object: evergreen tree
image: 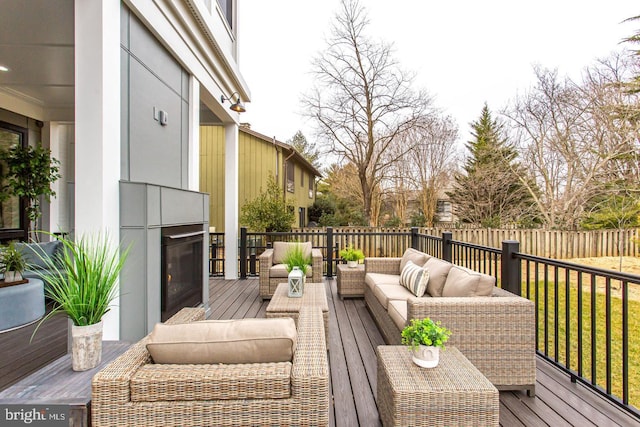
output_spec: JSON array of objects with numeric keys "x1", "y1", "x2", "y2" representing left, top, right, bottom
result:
[
  {"x1": 448, "y1": 104, "x2": 539, "y2": 227},
  {"x1": 287, "y1": 131, "x2": 321, "y2": 169}
]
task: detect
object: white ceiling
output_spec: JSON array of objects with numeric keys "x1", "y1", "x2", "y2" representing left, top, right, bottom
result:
[{"x1": 0, "y1": 0, "x2": 75, "y2": 119}]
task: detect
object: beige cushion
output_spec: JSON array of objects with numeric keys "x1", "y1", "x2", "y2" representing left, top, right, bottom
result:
[
  {"x1": 424, "y1": 257, "x2": 453, "y2": 297},
  {"x1": 272, "y1": 241, "x2": 312, "y2": 265},
  {"x1": 388, "y1": 300, "x2": 408, "y2": 331},
  {"x1": 399, "y1": 248, "x2": 431, "y2": 271},
  {"x1": 372, "y1": 284, "x2": 414, "y2": 309},
  {"x1": 146, "y1": 317, "x2": 297, "y2": 364},
  {"x1": 399, "y1": 260, "x2": 430, "y2": 297},
  {"x1": 364, "y1": 273, "x2": 400, "y2": 291},
  {"x1": 270, "y1": 263, "x2": 312, "y2": 278},
  {"x1": 442, "y1": 266, "x2": 495, "y2": 297}
]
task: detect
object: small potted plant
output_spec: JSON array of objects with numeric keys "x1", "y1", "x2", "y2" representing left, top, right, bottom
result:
[
  {"x1": 339, "y1": 244, "x2": 364, "y2": 268},
  {"x1": 283, "y1": 243, "x2": 312, "y2": 297},
  {"x1": 401, "y1": 318, "x2": 451, "y2": 368},
  {"x1": 0, "y1": 241, "x2": 27, "y2": 283}
]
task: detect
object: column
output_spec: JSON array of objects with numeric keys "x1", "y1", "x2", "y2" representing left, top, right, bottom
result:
[
  {"x1": 74, "y1": 0, "x2": 121, "y2": 339},
  {"x1": 224, "y1": 122, "x2": 239, "y2": 279}
]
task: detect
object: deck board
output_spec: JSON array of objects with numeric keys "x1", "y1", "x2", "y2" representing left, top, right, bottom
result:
[{"x1": 208, "y1": 277, "x2": 640, "y2": 427}]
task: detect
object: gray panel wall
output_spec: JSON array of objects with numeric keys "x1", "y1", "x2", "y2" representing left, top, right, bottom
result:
[
  {"x1": 120, "y1": 182, "x2": 209, "y2": 341},
  {"x1": 120, "y1": 6, "x2": 189, "y2": 189}
]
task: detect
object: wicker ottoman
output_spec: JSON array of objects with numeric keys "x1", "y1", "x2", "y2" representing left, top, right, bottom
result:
[
  {"x1": 266, "y1": 282, "x2": 329, "y2": 348},
  {"x1": 377, "y1": 346, "x2": 499, "y2": 426},
  {"x1": 337, "y1": 264, "x2": 365, "y2": 299}
]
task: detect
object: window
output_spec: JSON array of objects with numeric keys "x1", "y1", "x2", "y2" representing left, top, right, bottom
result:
[
  {"x1": 286, "y1": 162, "x2": 294, "y2": 193},
  {"x1": 436, "y1": 200, "x2": 453, "y2": 222},
  {"x1": 0, "y1": 121, "x2": 26, "y2": 237},
  {"x1": 216, "y1": 0, "x2": 233, "y2": 29},
  {"x1": 300, "y1": 167, "x2": 304, "y2": 187},
  {"x1": 308, "y1": 175, "x2": 314, "y2": 198}
]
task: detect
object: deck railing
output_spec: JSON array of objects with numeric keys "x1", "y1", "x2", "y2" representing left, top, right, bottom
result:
[{"x1": 209, "y1": 227, "x2": 640, "y2": 417}]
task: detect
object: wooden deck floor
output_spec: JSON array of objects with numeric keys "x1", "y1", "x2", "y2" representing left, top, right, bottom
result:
[{"x1": 209, "y1": 277, "x2": 640, "y2": 427}]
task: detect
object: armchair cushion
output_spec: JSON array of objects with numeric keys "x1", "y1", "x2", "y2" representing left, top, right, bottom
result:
[
  {"x1": 270, "y1": 263, "x2": 313, "y2": 278},
  {"x1": 146, "y1": 317, "x2": 297, "y2": 364},
  {"x1": 272, "y1": 241, "x2": 312, "y2": 265}
]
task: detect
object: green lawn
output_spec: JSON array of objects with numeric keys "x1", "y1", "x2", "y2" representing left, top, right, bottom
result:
[{"x1": 524, "y1": 275, "x2": 640, "y2": 408}]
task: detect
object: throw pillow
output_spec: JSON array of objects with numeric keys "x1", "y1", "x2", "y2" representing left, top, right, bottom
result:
[
  {"x1": 424, "y1": 257, "x2": 453, "y2": 297},
  {"x1": 399, "y1": 248, "x2": 431, "y2": 271},
  {"x1": 146, "y1": 317, "x2": 297, "y2": 364},
  {"x1": 272, "y1": 241, "x2": 312, "y2": 265},
  {"x1": 441, "y1": 266, "x2": 495, "y2": 297},
  {"x1": 399, "y1": 260, "x2": 430, "y2": 297}
]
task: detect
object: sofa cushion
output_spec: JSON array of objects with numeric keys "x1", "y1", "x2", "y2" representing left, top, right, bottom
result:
[
  {"x1": 272, "y1": 241, "x2": 312, "y2": 265},
  {"x1": 269, "y1": 263, "x2": 313, "y2": 278},
  {"x1": 388, "y1": 300, "x2": 408, "y2": 331},
  {"x1": 364, "y1": 273, "x2": 400, "y2": 291},
  {"x1": 442, "y1": 266, "x2": 495, "y2": 297},
  {"x1": 131, "y1": 362, "x2": 292, "y2": 402},
  {"x1": 399, "y1": 260, "x2": 430, "y2": 297},
  {"x1": 400, "y1": 248, "x2": 431, "y2": 271},
  {"x1": 15, "y1": 240, "x2": 63, "y2": 270},
  {"x1": 146, "y1": 317, "x2": 297, "y2": 364},
  {"x1": 424, "y1": 257, "x2": 454, "y2": 297},
  {"x1": 372, "y1": 284, "x2": 415, "y2": 310}
]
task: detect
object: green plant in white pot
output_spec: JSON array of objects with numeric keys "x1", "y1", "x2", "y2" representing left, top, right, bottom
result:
[
  {"x1": 33, "y1": 232, "x2": 129, "y2": 371},
  {"x1": 339, "y1": 244, "x2": 364, "y2": 268},
  {"x1": 401, "y1": 318, "x2": 451, "y2": 368},
  {"x1": 0, "y1": 241, "x2": 27, "y2": 283}
]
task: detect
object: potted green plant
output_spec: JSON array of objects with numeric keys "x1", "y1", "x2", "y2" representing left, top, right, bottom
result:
[
  {"x1": 0, "y1": 241, "x2": 27, "y2": 283},
  {"x1": 401, "y1": 318, "x2": 451, "y2": 368},
  {"x1": 339, "y1": 244, "x2": 364, "y2": 268},
  {"x1": 33, "y1": 232, "x2": 129, "y2": 371},
  {"x1": 282, "y1": 243, "x2": 312, "y2": 297}
]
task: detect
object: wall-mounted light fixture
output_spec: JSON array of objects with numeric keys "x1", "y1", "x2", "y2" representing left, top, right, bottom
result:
[{"x1": 221, "y1": 92, "x2": 246, "y2": 113}]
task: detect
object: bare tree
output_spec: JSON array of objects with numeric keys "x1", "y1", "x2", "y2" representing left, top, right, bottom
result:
[
  {"x1": 504, "y1": 57, "x2": 640, "y2": 229},
  {"x1": 402, "y1": 115, "x2": 459, "y2": 227},
  {"x1": 303, "y1": 0, "x2": 432, "y2": 225}
]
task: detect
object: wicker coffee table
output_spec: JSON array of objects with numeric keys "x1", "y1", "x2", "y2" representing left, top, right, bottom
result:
[
  {"x1": 337, "y1": 264, "x2": 365, "y2": 299},
  {"x1": 266, "y1": 282, "x2": 329, "y2": 347},
  {"x1": 377, "y1": 346, "x2": 499, "y2": 426}
]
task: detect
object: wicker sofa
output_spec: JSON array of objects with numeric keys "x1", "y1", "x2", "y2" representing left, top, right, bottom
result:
[
  {"x1": 259, "y1": 241, "x2": 323, "y2": 300},
  {"x1": 91, "y1": 307, "x2": 329, "y2": 427},
  {"x1": 365, "y1": 250, "x2": 536, "y2": 396}
]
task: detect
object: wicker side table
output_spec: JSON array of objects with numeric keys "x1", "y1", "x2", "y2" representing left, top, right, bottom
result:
[
  {"x1": 377, "y1": 346, "x2": 499, "y2": 427},
  {"x1": 337, "y1": 264, "x2": 365, "y2": 299}
]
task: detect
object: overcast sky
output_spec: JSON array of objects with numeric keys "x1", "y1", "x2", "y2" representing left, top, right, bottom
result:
[{"x1": 237, "y1": 1, "x2": 638, "y2": 156}]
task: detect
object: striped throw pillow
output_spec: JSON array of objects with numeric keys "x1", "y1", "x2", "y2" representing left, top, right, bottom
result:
[{"x1": 399, "y1": 260, "x2": 430, "y2": 297}]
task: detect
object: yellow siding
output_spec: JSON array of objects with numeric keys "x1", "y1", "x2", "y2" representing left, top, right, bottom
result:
[{"x1": 200, "y1": 126, "x2": 316, "y2": 231}]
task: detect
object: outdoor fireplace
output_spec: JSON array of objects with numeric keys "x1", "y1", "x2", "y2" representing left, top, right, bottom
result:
[{"x1": 161, "y1": 225, "x2": 204, "y2": 321}]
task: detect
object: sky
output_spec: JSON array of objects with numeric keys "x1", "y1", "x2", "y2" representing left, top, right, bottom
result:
[{"x1": 237, "y1": 1, "x2": 638, "y2": 158}]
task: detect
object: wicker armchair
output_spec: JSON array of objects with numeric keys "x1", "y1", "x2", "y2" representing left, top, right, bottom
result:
[
  {"x1": 91, "y1": 307, "x2": 329, "y2": 427},
  {"x1": 364, "y1": 255, "x2": 536, "y2": 396},
  {"x1": 259, "y1": 241, "x2": 323, "y2": 300}
]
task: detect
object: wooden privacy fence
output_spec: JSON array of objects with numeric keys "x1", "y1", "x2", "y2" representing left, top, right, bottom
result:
[{"x1": 260, "y1": 227, "x2": 638, "y2": 259}]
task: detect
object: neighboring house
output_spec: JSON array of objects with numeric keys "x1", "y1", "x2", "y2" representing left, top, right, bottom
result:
[
  {"x1": 0, "y1": 0, "x2": 249, "y2": 341},
  {"x1": 200, "y1": 124, "x2": 321, "y2": 230}
]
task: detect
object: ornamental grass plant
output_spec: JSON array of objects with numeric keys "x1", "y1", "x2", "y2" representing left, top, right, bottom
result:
[{"x1": 283, "y1": 243, "x2": 312, "y2": 276}]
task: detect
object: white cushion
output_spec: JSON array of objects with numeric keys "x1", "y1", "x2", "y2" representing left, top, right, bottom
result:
[
  {"x1": 424, "y1": 257, "x2": 453, "y2": 297},
  {"x1": 399, "y1": 260, "x2": 430, "y2": 297},
  {"x1": 388, "y1": 300, "x2": 408, "y2": 331},
  {"x1": 372, "y1": 284, "x2": 414, "y2": 309},
  {"x1": 442, "y1": 266, "x2": 495, "y2": 297},
  {"x1": 364, "y1": 273, "x2": 400, "y2": 291},
  {"x1": 272, "y1": 242, "x2": 312, "y2": 265},
  {"x1": 399, "y1": 248, "x2": 430, "y2": 271}
]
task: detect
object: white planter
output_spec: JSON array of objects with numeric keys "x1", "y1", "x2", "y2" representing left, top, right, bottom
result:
[
  {"x1": 71, "y1": 321, "x2": 103, "y2": 371},
  {"x1": 411, "y1": 345, "x2": 440, "y2": 368},
  {"x1": 346, "y1": 260, "x2": 358, "y2": 268},
  {"x1": 4, "y1": 271, "x2": 23, "y2": 282}
]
